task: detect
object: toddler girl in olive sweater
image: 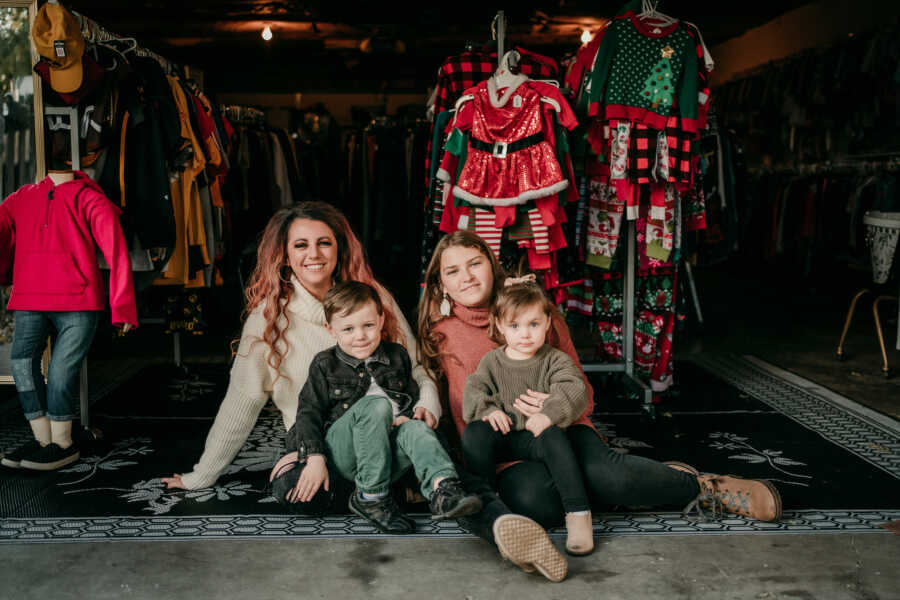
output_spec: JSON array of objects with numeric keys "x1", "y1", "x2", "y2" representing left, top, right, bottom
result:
[{"x1": 462, "y1": 274, "x2": 594, "y2": 555}]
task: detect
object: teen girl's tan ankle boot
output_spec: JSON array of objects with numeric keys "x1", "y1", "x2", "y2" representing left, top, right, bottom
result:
[{"x1": 565, "y1": 512, "x2": 594, "y2": 556}]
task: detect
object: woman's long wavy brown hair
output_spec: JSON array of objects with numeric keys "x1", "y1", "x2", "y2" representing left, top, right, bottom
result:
[
  {"x1": 416, "y1": 230, "x2": 505, "y2": 382},
  {"x1": 243, "y1": 202, "x2": 402, "y2": 379}
]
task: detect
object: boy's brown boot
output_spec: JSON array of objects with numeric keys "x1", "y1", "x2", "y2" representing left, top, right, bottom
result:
[{"x1": 564, "y1": 512, "x2": 595, "y2": 556}]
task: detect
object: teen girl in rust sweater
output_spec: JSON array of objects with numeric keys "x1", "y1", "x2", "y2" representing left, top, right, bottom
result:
[{"x1": 417, "y1": 231, "x2": 782, "y2": 546}]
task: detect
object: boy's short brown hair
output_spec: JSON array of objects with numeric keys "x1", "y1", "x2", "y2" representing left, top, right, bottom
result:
[{"x1": 323, "y1": 281, "x2": 384, "y2": 323}]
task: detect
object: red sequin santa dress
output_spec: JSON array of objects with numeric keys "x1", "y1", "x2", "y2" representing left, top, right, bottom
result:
[{"x1": 450, "y1": 78, "x2": 569, "y2": 206}]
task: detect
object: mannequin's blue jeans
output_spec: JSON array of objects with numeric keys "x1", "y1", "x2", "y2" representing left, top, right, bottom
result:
[{"x1": 11, "y1": 310, "x2": 99, "y2": 421}]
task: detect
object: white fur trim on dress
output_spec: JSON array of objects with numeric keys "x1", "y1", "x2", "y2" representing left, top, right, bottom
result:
[
  {"x1": 436, "y1": 168, "x2": 451, "y2": 182},
  {"x1": 452, "y1": 179, "x2": 569, "y2": 207}
]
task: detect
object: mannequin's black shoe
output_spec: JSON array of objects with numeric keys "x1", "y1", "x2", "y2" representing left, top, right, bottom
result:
[
  {"x1": 1, "y1": 440, "x2": 44, "y2": 469},
  {"x1": 349, "y1": 491, "x2": 415, "y2": 534},
  {"x1": 429, "y1": 478, "x2": 483, "y2": 521},
  {"x1": 20, "y1": 443, "x2": 80, "y2": 471}
]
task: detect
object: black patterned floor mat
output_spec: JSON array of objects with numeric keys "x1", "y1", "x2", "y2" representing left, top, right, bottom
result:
[{"x1": 1, "y1": 356, "x2": 898, "y2": 542}]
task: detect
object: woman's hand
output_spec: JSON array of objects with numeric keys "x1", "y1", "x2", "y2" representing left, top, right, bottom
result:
[
  {"x1": 514, "y1": 389, "x2": 550, "y2": 417},
  {"x1": 483, "y1": 409, "x2": 512, "y2": 434},
  {"x1": 413, "y1": 406, "x2": 438, "y2": 429},
  {"x1": 162, "y1": 474, "x2": 186, "y2": 489},
  {"x1": 525, "y1": 413, "x2": 552, "y2": 438},
  {"x1": 289, "y1": 455, "x2": 329, "y2": 503},
  {"x1": 393, "y1": 415, "x2": 411, "y2": 427}
]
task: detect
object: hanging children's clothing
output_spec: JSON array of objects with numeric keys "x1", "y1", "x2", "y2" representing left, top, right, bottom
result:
[
  {"x1": 420, "y1": 46, "x2": 561, "y2": 282},
  {"x1": 587, "y1": 15, "x2": 707, "y2": 132},
  {"x1": 434, "y1": 71, "x2": 583, "y2": 292},
  {"x1": 553, "y1": 8, "x2": 714, "y2": 397},
  {"x1": 438, "y1": 79, "x2": 573, "y2": 206}
]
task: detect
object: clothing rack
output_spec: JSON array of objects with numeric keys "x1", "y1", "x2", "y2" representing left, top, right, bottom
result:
[
  {"x1": 72, "y1": 10, "x2": 176, "y2": 74},
  {"x1": 577, "y1": 2, "x2": 684, "y2": 415},
  {"x1": 492, "y1": 11, "x2": 522, "y2": 74},
  {"x1": 581, "y1": 223, "x2": 655, "y2": 414},
  {"x1": 494, "y1": 11, "x2": 506, "y2": 67},
  {"x1": 44, "y1": 105, "x2": 185, "y2": 427},
  {"x1": 749, "y1": 152, "x2": 900, "y2": 355},
  {"x1": 48, "y1": 71, "x2": 204, "y2": 428},
  {"x1": 43, "y1": 106, "x2": 93, "y2": 425},
  {"x1": 747, "y1": 155, "x2": 900, "y2": 177},
  {"x1": 222, "y1": 105, "x2": 267, "y2": 126}
]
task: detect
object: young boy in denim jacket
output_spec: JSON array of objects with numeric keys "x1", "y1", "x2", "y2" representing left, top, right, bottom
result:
[{"x1": 287, "y1": 281, "x2": 481, "y2": 533}]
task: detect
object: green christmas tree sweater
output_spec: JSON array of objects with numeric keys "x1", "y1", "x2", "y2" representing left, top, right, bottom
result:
[{"x1": 587, "y1": 15, "x2": 702, "y2": 132}]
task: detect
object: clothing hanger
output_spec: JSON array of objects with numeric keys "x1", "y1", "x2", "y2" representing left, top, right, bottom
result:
[
  {"x1": 638, "y1": 0, "x2": 678, "y2": 29},
  {"x1": 487, "y1": 51, "x2": 529, "y2": 107},
  {"x1": 492, "y1": 50, "x2": 528, "y2": 90},
  {"x1": 684, "y1": 21, "x2": 715, "y2": 72},
  {"x1": 113, "y1": 37, "x2": 139, "y2": 54},
  {"x1": 92, "y1": 41, "x2": 130, "y2": 67}
]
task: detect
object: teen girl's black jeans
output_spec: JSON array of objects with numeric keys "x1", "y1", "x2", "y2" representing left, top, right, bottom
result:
[{"x1": 487, "y1": 424, "x2": 701, "y2": 528}]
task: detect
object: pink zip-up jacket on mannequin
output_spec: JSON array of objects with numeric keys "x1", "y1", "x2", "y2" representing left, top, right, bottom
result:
[{"x1": 0, "y1": 171, "x2": 138, "y2": 327}]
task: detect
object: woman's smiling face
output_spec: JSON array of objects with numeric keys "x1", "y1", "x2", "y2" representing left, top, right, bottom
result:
[{"x1": 286, "y1": 218, "x2": 338, "y2": 300}]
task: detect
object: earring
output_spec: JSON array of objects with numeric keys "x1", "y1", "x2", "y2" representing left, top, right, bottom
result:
[
  {"x1": 439, "y1": 292, "x2": 452, "y2": 317},
  {"x1": 279, "y1": 265, "x2": 292, "y2": 284}
]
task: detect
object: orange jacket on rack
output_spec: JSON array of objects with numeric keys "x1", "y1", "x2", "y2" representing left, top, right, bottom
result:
[{"x1": 154, "y1": 75, "x2": 208, "y2": 287}]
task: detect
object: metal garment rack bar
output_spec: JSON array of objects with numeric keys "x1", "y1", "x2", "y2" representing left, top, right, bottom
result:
[
  {"x1": 684, "y1": 260, "x2": 704, "y2": 325},
  {"x1": 44, "y1": 106, "x2": 93, "y2": 426},
  {"x1": 71, "y1": 10, "x2": 175, "y2": 74},
  {"x1": 43, "y1": 109, "x2": 185, "y2": 427},
  {"x1": 141, "y1": 318, "x2": 183, "y2": 367},
  {"x1": 581, "y1": 223, "x2": 654, "y2": 413},
  {"x1": 495, "y1": 11, "x2": 505, "y2": 65},
  {"x1": 44, "y1": 106, "x2": 80, "y2": 171}
]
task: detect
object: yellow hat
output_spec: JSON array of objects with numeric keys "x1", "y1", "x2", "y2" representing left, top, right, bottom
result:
[{"x1": 32, "y1": 3, "x2": 85, "y2": 94}]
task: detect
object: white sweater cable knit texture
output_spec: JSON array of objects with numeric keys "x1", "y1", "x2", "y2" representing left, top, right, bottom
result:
[{"x1": 180, "y1": 277, "x2": 440, "y2": 489}]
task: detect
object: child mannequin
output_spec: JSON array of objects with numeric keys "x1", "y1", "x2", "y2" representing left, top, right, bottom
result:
[
  {"x1": 286, "y1": 281, "x2": 482, "y2": 533},
  {"x1": 462, "y1": 274, "x2": 594, "y2": 555}
]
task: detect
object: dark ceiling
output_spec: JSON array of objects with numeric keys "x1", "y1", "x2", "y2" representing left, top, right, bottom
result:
[{"x1": 62, "y1": 1, "x2": 812, "y2": 93}]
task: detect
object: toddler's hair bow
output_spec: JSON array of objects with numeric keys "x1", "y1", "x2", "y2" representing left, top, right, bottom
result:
[{"x1": 504, "y1": 273, "x2": 537, "y2": 287}]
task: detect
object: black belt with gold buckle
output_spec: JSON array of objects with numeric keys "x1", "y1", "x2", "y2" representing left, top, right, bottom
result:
[{"x1": 470, "y1": 133, "x2": 544, "y2": 158}]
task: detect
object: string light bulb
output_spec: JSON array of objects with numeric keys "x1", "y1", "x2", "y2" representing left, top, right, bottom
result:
[
  {"x1": 581, "y1": 29, "x2": 592, "y2": 44},
  {"x1": 262, "y1": 25, "x2": 273, "y2": 41}
]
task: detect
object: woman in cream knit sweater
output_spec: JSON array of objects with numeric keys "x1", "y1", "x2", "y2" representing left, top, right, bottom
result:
[{"x1": 161, "y1": 202, "x2": 441, "y2": 492}]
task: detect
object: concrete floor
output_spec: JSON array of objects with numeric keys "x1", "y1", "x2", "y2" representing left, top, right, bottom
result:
[{"x1": 1, "y1": 533, "x2": 898, "y2": 599}]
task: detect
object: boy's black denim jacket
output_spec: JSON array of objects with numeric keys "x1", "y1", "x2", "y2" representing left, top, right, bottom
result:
[{"x1": 287, "y1": 341, "x2": 419, "y2": 460}]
